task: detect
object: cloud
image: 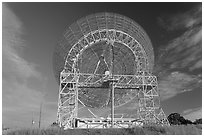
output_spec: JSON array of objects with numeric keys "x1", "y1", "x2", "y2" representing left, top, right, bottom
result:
[
  {"x1": 155, "y1": 5, "x2": 202, "y2": 101},
  {"x1": 183, "y1": 107, "x2": 202, "y2": 121},
  {"x1": 2, "y1": 4, "x2": 41, "y2": 80},
  {"x1": 158, "y1": 72, "x2": 200, "y2": 101},
  {"x1": 2, "y1": 79, "x2": 44, "y2": 128},
  {"x1": 156, "y1": 26, "x2": 201, "y2": 73},
  {"x1": 157, "y1": 4, "x2": 201, "y2": 31},
  {"x1": 2, "y1": 4, "x2": 48, "y2": 128}
]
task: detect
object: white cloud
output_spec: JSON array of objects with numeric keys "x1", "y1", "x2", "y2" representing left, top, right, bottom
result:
[
  {"x1": 189, "y1": 28, "x2": 202, "y2": 45},
  {"x1": 2, "y1": 4, "x2": 41, "y2": 80},
  {"x1": 155, "y1": 5, "x2": 202, "y2": 101},
  {"x1": 2, "y1": 79, "x2": 43, "y2": 110},
  {"x1": 189, "y1": 59, "x2": 202, "y2": 71},
  {"x1": 3, "y1": 76, "x2": 57, "y2": 128},
  {"x1": 2, "y1": 4, "x2": 47, "y2": 128},
  {"x1": 158, "y1": 72, "x2": 200, "y2": 101},
  {"x1": 157, "y1": 4, "x2": 201, "y2": 31},
  {"x1": 183, "y1": 107, "x2": 202, "y2": 121},
  {"x1": 160, "y1": 26, "x2": 202, "y2": 72}
]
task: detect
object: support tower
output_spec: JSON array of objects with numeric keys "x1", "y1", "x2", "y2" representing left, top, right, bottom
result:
[{"x1": 53, "y1": 12, "x2": 169, "y2": 129}]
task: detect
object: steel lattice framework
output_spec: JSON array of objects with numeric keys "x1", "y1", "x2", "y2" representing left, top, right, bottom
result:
[{"x1": 54, "y1": 12, "x2": 169, "y2": 129}]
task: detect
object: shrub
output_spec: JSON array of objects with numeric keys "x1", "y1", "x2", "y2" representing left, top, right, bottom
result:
[
  {"x1": 167, "y1": 113, "x2": 194, "y2": 125},
  {"x1": 193, "y1": 118, "x2": 202, "y2": 124}
]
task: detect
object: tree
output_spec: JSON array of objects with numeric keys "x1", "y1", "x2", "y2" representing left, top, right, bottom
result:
[
  {"x1": 168, "y1": 113, "x2": 182, "y2": 125},
  {"x1": 193, "y1": 118, "x2": 202, "y2": 124},
  {"x1": 167, "y1": 113, "x2": 193, "y2": 125},
  {"x1": 183, "y1": 119, "x2": 193, "y2": 125}
]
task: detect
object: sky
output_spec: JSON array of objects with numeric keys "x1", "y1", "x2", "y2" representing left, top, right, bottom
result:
[{"x1": 2, "y1": 2, "x2": 202, "y2": 128}]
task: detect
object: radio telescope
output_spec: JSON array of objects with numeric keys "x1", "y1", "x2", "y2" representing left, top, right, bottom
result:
[{"x1": 53, "y1": 12, "x2": 169, "y2": 129}]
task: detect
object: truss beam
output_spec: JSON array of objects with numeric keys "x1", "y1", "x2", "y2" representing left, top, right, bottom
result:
[
  {"x1": 57, "y1": 71, "x2": 169, "y2": 129},
  {"x1": 56, "y1": 13, "x2": 169, "y2": 129}
]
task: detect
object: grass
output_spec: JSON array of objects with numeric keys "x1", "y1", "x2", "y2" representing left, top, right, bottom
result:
[{"x1": 3, "y1": 124, "x2": 202, "y2": 135}]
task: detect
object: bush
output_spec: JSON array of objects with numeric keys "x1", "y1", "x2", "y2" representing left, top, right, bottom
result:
[
  {"x1": 167, "y1": 113, "x2": 194, "y2": 125},
  {"x1": 193, "y1": 118, "x2": 202, "y2": 124}
]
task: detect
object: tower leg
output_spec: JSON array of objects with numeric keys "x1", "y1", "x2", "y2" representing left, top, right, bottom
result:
[
  {"x1": 57, "y1": 72, "x2": 78, "y2": 129},
  {"x1": 138, "y1": 74, "x2": 169, "y2": 126}
]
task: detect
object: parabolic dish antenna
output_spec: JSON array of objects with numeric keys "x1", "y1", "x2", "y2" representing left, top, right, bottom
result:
[{"x1": 53, "y1": 12, "x2": 169, "y2": 129}]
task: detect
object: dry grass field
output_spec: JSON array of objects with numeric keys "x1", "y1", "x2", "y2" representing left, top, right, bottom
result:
[{"x1": 3, "y1": 124, "x2": 202, "y2": 135}]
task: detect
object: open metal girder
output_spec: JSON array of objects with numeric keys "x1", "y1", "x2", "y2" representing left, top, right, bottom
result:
[
  {"x1": 57, "y1": 72, "x2": 169, "y2": 129},
  {"x1": 56, "y1": 12, "x2": 169, "y2": 129}
]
